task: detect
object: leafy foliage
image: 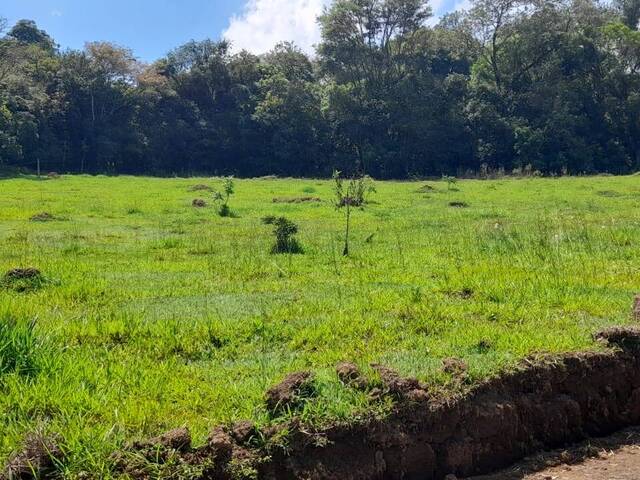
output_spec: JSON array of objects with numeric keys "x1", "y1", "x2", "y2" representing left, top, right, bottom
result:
[
  {"x1": 213, "y1": 177, "x2": 235, "y2": 217},
  {"x1": 1, "y1": 0, "x2": 640, "y2": 177},
  {"x1": 262, "y1": 216, "x2": 303, "y2": 254}
]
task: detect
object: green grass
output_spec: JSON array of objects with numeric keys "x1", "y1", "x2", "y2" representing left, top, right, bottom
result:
[{"x1": 1, "y1": 174, "x2": 639, "y2": 477}]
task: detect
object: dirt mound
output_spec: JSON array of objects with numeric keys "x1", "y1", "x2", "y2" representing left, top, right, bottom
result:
[
  {"x1": 189, "y1": 184, "x2": 213, "y2": 192},
  {"x1": 146, "y1": 427, "x2": 192, "y2": 452},
  {"x1": 2, "y1": 433, "x2": 64, "y2": 479},
  {"x1": 417, "y1": 184, "x2": 436, "y2": 193},
  {"x1": 272, "y1": 196, "x2": 322, "y2": 204},
  {"x1": 29, "y1": 212, "x2": 55, "y2": 222},
  {"x1": 336, "y1": 362, "x2": 368, "y2": 390},
  {"x1": 265, "y1": 371, "x2": 316, "y2": 415},
  {"x1": 371, "y1": 364, "x2": 427, "y2": 401},
  {"x1": 192, "y1": 198, "x2": 207, "y2": 208},
  {"x1": 3, "y1": 268, "x2": 41, "y2": 280},
  {"x1": 442, "y1": 357, "x2": 469, "y2": 377},
  {"x1": 1, "y1": 268, "x2": 45, "y2": 292}
]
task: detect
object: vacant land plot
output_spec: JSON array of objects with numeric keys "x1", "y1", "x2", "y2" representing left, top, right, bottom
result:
[{"x1": 0, "y1": 175, "x2": 639, "y2": 477}]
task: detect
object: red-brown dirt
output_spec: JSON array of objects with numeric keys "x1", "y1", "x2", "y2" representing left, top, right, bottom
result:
[{"x1": 468, "y1": 427, "x2": 640, "y2": 480}]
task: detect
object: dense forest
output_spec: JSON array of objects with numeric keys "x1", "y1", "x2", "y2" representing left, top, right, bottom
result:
[{"x1": 1, "y1": 0, "x2": 640, "y2": 178}]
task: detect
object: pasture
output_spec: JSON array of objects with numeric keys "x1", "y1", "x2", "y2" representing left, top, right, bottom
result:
[{"x1": 0, "y1": 175, "x2": 639, "y2": 476}]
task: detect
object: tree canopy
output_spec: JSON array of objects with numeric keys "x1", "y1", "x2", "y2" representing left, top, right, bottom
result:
[{"x1": 1, "y1": 0, "x2": 639, "y2": 178}]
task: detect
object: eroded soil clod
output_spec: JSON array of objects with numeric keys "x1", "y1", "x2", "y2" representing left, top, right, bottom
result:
[
  {"x1": 29, "y1": 212, "x2": 55, "y2": 222},
  {"x1": 265, "y1": 371, "x2": 316, "y2": 415},
  {"x1": 272, "y1": 196, "x2": 322, "y2": 204},
  {"x1": 336, "y1": 362, "x2": 368, "y2": 390},
  {"x1": 2, "y1": 433, "x2": 64, "y2": 480},
  {"x1": 1, "y1": 268, "x2": 45, "y2": 292}
]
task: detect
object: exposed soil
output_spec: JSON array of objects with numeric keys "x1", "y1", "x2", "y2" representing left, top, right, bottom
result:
[
  {"x1": 417, "y1": 184, "x2": 436, "y2": 192},
  {"x1": 265, "y1": 371, "x2": 316, "y2": 415},
  {"x1": 106, "y1": 328, "x2": 640, "y2": 479},
  {"x1": 192, "y1": 198, "x2": 207, "y2": 208},
  {"x1": 3, "y1": 268, "x2": 42, "y2": 280},
  {"x1": 468, "y1": 426, "x2": 640, "y2": 480},
  {"x1": 1, "y1": 433, "x2": 63, "y2": 480},
  {"x1": 272, "y1": 196, "x2": 322, "y2": 203},
  {"x1": 29, "y1": 212, "x2": 56, "y2": 222},
  {"x1": 189, "y1": 184, "x2": 213, "y2": 192},
  {"x1": 1, "y1": 268, "x2": 45, "y2": 292}
]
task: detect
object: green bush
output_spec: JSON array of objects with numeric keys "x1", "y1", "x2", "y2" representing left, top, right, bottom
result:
[{"x1": 262, "y1": 216, "x2": 303, "y2": 254}]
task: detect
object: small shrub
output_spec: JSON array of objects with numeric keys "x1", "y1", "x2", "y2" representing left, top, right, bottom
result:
[
  {"x1": 1, "y1": 268, "x2": 46, "y2": 292},
  {"x1": 262, "y1": 216, "x2": 303, "y2": 254},
  {"x1": 213, "y1": 177, "x2": 235, "y2": 217}
]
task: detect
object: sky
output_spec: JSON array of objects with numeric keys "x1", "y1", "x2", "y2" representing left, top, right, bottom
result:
[{"x1": 2, "y1": 0, "x2": 460, "y2": 62}]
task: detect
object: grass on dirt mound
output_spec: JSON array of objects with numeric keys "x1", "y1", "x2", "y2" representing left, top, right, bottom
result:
[{"x1": 0, "y1": 174, "x2": 638, "y2": 477}]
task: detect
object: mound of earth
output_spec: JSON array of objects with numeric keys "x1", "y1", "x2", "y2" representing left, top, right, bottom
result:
[
  {"x1": 192, "y1": 198, "x2": 207, "y2": 208},
  {"x1": 272, "y1": 196, "x2": 322, "y2": 203},
  {"x1": 1, "y1": 268, "x2": 45, "y2": 292},
  {"x1": 29, "y1": 212, "x2": 55, "y2": 222},
  {"x1": 189, "y1": 184, "x2": 213, "y2": 192},
  {"x1": 265, "y1": 371, "x2": 316, "y2": 415},
  {"x1": 2, "y1": 433, "x2": 64, "y2": 480}
]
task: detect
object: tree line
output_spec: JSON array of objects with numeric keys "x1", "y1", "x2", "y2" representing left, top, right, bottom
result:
[{"x1": 1, "y1": 0, "x2": 639, "y2": 178}]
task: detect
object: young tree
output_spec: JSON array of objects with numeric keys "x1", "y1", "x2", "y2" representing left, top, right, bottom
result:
[{"x1": 333, "y1": 170, "x2": 375, "y2": 256}]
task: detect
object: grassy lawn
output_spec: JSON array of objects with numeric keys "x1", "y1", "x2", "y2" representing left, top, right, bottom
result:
[{"x1": 1, "y1": 174, "x2": 639, "y2": 477}]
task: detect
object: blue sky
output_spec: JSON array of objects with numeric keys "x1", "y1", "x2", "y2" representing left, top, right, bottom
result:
[
  {"x1": 3, "y1": 0, "x2": 241, "y2": 61},
  {"x1": 3, "y1": 0, "x2": 459, "y2": 61}
]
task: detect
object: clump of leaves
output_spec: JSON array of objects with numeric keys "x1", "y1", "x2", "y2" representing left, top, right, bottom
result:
[
  {"x1": 333, "y1": 170, "x2": 375, "y2": 256},
  {"x1": 262, "y1": 216, "x2": 303, "y2": 254},
  {"x1": 213, "y1": 177, "x2": 235, "y2": 217},
  {"x1": 1, "y1": 268, "x2": 46, "y2": 292}
]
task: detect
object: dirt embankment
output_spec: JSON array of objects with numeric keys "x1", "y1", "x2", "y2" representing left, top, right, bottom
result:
[
  {"x1": 261, "y1": 328, "x2": 640, "y2": 480},
  {"x1": 6, "y1": 329, "x2": 640, "y2": 480}
]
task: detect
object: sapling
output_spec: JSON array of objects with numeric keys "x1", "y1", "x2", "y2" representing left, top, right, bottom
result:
[
  {"x1": 442, "y1": 175, "x2": 458, "y2": 191},
  {"x1": 213, "y1": 177, "x2": 235, "y2": 217},
  {"x1": 333, "y1": 170, "x2": 375, "y2": 256}
]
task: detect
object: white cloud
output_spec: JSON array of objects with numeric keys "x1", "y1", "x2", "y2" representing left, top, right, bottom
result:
[
  {"x1": 223, "y1": 0, "x2": 466, "y2": 55},
  {"x1": 50, "y1": 9, "x2": 63, "y2": 17},
  {"x1": 223, "y1": 0, "x2": 330, "y2": 55}
]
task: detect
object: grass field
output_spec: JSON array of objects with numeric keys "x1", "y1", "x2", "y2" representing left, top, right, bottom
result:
[{"x1": 1, "y1": 174, "x2": 639, "y2": 477}]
